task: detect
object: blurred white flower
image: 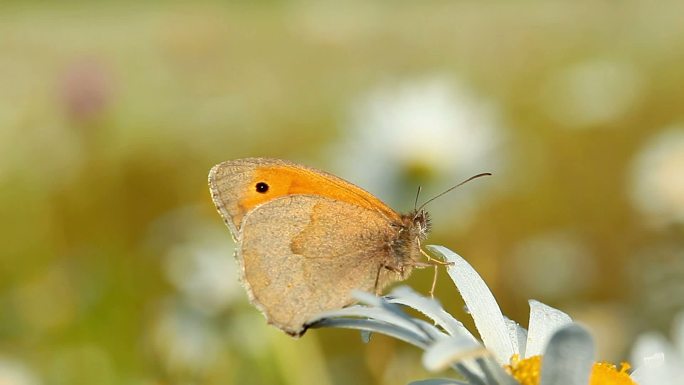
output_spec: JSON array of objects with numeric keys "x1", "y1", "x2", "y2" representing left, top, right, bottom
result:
[
  {"x1": 508, "y1": 231, "x2": 596, "y2": 301},
  {"x1": 627, "y1": 244, "x2": 684, "y2": 327},
  {"x1": 332, "y1": 76, "x2": 507, "y2": 228},
  {"x1": 150, "y1": 206, "x2": 243, "y2": 315},
  {"x1": 226, "y1": 312, "x2": 274, "y2": 356},
  {"x1": 149, "y1": 301, "x2": 223, "y2": 376},
  {"x1": 165, "y1": 239, "x2": 240, "y2": 316},
  {"x1": 540, "y1": 60, "x2": 643, "y2": 128},
  {"x1": 630, "y1": 311, "x2": 684, "y2": 385},
  {"x1": 142, "y1": 207, "x2": 238, "y2": 375},
  {"x1": 0, "y1": 358, "x2": 41, "y2": 385},
  {"x1": 629, "y1": 126, "x2": 684, "y2": 226},
  {"x1": 309, "y1": 246, "x2": 637, "y2": 385}
]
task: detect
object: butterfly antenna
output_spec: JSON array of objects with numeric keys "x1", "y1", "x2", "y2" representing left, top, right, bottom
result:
[
  {"x1": 414, "y1": 185, "x2": 422, "y2": 211},
  {"x1": 416, "y1": 173, "x2": 492, "y2": 212}
]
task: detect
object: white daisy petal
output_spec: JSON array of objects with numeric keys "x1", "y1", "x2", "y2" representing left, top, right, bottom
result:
[
  {"x1": 417, "y1": 320, "x2": 487, "y2": 380},
  {"x1": 630, "y1": 362, "x2": 663, "y2": 385},
  {"x1": 525, "y1": 300, "x2": 572, "y2": 358},
  {"x1": 422, "y1": 335, "x2": 488, "y2": 372},
  {"x1": 477, "y1": 357, "x2": 520, "y2": 385},
  {"x1": 505, "y1": 317, "x2": 528, "y2": 358},
  {"x1": 308, "y1": 304, "x2": 429, "y2": 341},
  {"x1": 630, "y1": 332, "x2": 670, "y2": 367},
  {"x1": 540, "y1": 324, "x2": 594, "y2": 385},
  {"x1": 354, "y1": 290, "x2": 451, "y2": 340},
  {"x1": 388, "y1": 286, "x2": 477, "y2": 341},
  {"x1": 454, "y1": 363, "x2": 489, "y2": 385},
  {"x1": 360, "y1": 330, "x2": 372, "y2": 344},
  {"x1": 310, "y1": 318, "x2": 430, "y2": 349},
  {"x1": 630, "y1": 332, "x2": 674, "y2": 385},
  {"x1": 413, "y1": 318, "x2": 452, "y2": 341},
  {"x1": 428, "y1": 245, "x2": 516, "y2": 365}
]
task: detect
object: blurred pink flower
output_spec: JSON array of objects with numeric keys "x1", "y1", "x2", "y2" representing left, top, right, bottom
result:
[{"x1": 60, "y1": 59, "x2": 112, "y2": 122}]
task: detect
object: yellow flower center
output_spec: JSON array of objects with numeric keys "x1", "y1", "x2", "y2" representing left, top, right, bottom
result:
[{"x1": 504, "y1": 354, "x2": 636, "y2": 385}]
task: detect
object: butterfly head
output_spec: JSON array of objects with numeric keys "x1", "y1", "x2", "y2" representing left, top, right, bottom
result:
[{"x1": 409, "y1": 209, "x2": 431, "y2": 240}]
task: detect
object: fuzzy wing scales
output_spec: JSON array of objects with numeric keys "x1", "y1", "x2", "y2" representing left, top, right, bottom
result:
[{"x1": 237, "y1": 195, "x2": 402, "y2": 335}]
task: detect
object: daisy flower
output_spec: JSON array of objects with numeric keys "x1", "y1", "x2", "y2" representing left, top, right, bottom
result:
[
  {"x1": 629, "y1": 126, "x2": 684, "y2": 226},
  {"x1": 330, "y1": 76, "x2": 506, "y2": 228},
  {"x1": 629, "y1": 311, "x2": 684, "y2": 385},
  {"x1": 308, "y1": 246, "x2": 637, "y2": 385}
]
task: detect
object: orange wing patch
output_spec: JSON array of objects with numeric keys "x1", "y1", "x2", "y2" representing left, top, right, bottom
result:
[{"x1": 236, "y1": 165, "x2": 399, "y2": 224}]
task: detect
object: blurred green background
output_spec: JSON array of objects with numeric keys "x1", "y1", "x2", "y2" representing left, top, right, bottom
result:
[{"x1": 1, "y1": 1, "x2": 684, "y2": 384}]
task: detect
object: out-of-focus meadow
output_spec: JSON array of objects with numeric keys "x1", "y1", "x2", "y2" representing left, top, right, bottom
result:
[{"x1": 1, "y1": 1, "x2": 684, "y2": 384}]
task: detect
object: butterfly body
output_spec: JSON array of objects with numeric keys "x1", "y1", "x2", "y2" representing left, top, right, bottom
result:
[{"x1": 208, "y1": 158, "x2": 429, "y2": 335}]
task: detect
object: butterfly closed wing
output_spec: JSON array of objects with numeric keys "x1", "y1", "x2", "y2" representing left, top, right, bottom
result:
[{"x1": 208, "y1": 158, "x2": 429, "y2": 335}]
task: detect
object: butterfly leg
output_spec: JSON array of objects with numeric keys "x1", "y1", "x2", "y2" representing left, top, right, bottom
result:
[
  {"x1": 373, "y1": 264, "x2": 383, "y2": 295},
  {"x1": 415, "y1": 239, "x2": 450, "y2": 298},
  {"x1": 429, "y1": 265, "x2": 438, "y2": 298},
  {"x1": 416, "y1": 238, "x2": 453, "y2": 266},
  {"x1": 375, "y1": 263, "x2": 403, "y2": 294},
  {"x1": 375, "y1": 263, "x2": 410, "y2": 295}
]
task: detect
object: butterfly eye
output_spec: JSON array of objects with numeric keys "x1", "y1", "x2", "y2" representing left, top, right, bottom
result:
[{"x1": 255, "y1": 182, "x2": 269, "y2": 193}]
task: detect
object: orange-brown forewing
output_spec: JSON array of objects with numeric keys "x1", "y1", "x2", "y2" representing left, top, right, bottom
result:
[{"x1": 209, "y1": 158, "x2": 400, "y2": 237}]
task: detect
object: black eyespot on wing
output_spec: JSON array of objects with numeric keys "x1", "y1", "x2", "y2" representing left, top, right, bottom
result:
[{"x1": 255, "y1": 182, "x2": 269, "y2": 193}]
